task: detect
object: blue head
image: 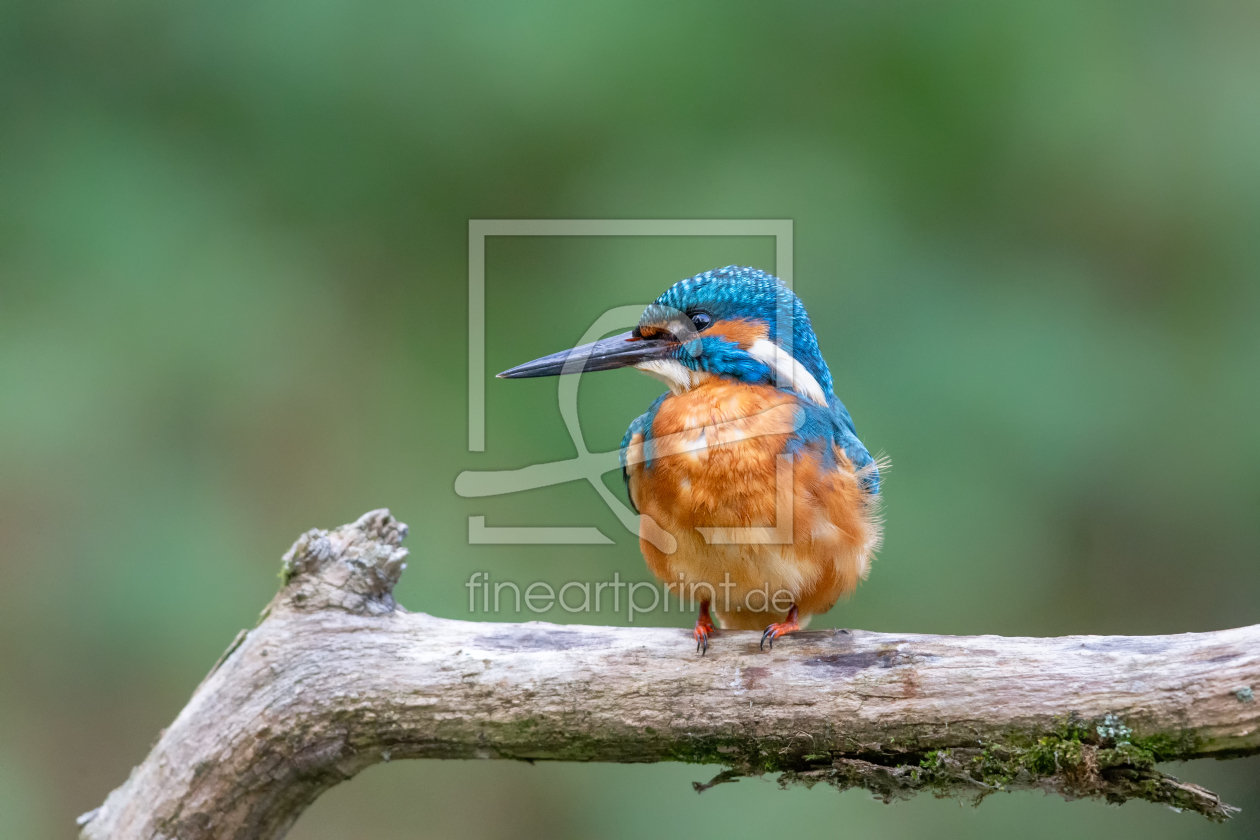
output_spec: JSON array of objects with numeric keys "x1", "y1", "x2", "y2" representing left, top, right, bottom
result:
[
  {"x1": 500, "y1": 266, "x2": 834, "y2": 408},
  {"x1": 634, "y1": 266, "x2": 834, "y2": 403},
  {"x1": 499, "y1": 266, "x2": 878, "y2": 492}
]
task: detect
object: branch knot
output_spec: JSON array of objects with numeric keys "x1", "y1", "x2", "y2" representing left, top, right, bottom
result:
[{"x1": 278, "y1": 509, "x2": 409, "y2": 615}]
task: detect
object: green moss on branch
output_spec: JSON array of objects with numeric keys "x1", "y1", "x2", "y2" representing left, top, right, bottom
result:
[{"x1": 689, "y1": 715, "x2": 1236, "y2": 822}]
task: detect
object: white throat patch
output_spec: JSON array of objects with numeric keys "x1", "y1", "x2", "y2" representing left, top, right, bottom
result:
[{"x1": 634, "y1": 359, "x2": 712, "y2": 394}]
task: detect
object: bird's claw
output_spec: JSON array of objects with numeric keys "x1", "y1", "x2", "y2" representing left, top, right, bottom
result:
[
  {"x1": 693, "y1": 614, "x2": 716, "y2": 656},
  {"x1": 760, "y1": 611, "x2": 801, "y2": 651}
]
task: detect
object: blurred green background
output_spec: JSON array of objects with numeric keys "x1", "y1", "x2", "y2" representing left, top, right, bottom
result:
[{"x1": 2, "y1": 1, "x2": 1258, "y2": 837}]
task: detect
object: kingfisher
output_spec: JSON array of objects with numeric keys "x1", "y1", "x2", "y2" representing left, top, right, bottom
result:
[{"x1": 498, "y1": 266, "x2": 883, "y2": 654}]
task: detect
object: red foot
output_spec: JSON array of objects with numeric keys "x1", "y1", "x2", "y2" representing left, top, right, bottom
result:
[
  {"x1": 694, "y1": 601, "x2": 716, "y2": 655},
  {"x1": 760, "y1": 605, "x2": 801, "y2": 650}
]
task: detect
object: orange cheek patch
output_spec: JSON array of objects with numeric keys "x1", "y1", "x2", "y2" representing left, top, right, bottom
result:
[{"x1": 705, "y1": 318, "x2": 768, "y2": 349}]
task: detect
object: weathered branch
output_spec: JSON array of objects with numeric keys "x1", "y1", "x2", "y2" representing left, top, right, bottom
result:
[{"x1": 79, "y1": 511, "x2": 1260, "y2": 838}]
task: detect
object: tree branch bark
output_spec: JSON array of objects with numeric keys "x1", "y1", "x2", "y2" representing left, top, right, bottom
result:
[{"x1": 79, "y1": 510, "x2": 1260, "y2": 839}]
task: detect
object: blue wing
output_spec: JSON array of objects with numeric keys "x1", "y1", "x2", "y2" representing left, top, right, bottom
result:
[
  {"x1": 829, "y1": 395, "x2": 879, "y2": 495},
  {"x1": 786, "y1": 394, "x2": 880, "y2": 495},
  {"x1": 620, "y1": 393, "x2": 668, "y2": 514}
]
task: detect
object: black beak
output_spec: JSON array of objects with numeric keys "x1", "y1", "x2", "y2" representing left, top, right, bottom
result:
[{"x1": 497, "y1": 330, "x2": 675, "y2": 379}]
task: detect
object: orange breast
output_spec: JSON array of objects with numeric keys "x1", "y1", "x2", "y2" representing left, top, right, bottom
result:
[{"x1": 624, "y1": 380, "x2": 881, "y2": 630}]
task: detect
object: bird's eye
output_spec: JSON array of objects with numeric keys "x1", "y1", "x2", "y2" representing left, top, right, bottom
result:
[{"x1": 689, "y1": 312, "x2": 712, "y2": 332}]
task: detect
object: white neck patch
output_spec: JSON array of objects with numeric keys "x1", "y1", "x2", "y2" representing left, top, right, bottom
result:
[
  {"x1": 746, "y1": 339, "x2": 829, "y2": 407},
  {"x1": 634, "y1": 341, "x2": 828, "y2": 406}
]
